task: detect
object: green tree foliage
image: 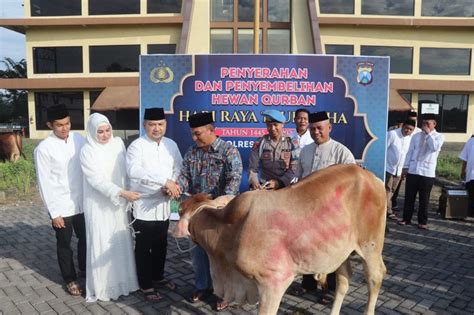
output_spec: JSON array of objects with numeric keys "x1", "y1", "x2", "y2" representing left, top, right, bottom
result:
[{"x1": 0, "y1": 58, "x2": 28, "y2": 122}]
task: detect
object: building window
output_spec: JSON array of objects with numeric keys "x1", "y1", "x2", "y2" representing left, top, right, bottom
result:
[
  {"x1": 420, "y1": 48, "x2": 471, "y2": 75},
  {"x1": 268, "y1": 0, "x2": 290, "y2": 22},
  {"x1": 88, "y1": 0, "x2": 140, "y2": 15},
  {"x1": 212, "y1": 0, "x2": 234, "y2": 21},
  {"x1": 89, "y1": 45, "x2": 140, "y2": 72},
  {"x1": 325, "y1": 44, "x2": 354, "y2": 55},
  {"x1": 267, "y1": 29, "x2": 290, "y2": 53},
  {"x1": 238, "y1": 0, "x2": 263, "y2": 22},
  {"x1": 147, "y1": 44, "x2": 177, "y2": 54},
  {"x1": 33, "y1": 47, "x2": 83, "y2": 74},
  {"x1": 148, "y1": 0, "x2": 182, "y2": 13},
  {"x1": 31, "y1": 0, "x2": 81, "y2": 16},
  {"x1": 422, "y1": 0, "x2": 473, "y2": 17},
  {"x1": 210, "y1": 0, "x2": 291, "y2": 53},
  {"x1": 35, "y1": 92, "x2": 84, "y2": 130},
  {"x1": 238, "y1": 29, "x2": 263, "y2": 53},
  {"x1": 319, "y1": 0, "x2": 354, "y2": 14},
  {"x1": 211, "y1": 29, "x2": 234, "y2": 53},
  {"x1": 362, "y1": 0, "x2": 414, "y2": 16},
  {"x1": 418, "y1": 93, "x2": 468, "y2": 133},
  {"x1": 361, "y1": 46, "x2": 413, "y2": 74}
]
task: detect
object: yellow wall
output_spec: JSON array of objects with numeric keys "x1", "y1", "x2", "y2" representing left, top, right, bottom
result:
[
  {"x1": 291, "y1": 0, "x2": 314, "y2": 54},
  {"x1": 186, "y1": 0, "x2": 211, "y2": 53}
]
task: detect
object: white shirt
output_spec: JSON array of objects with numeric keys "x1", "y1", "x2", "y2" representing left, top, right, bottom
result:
[
  {"x1": 297, "y1": 138, "x2": 356, "y2": 178},
  {"x1": 386, "y1": 128, "x2": 413, "y2": 176},
  {"x1": 404, "y1": 129, "x2": 444, "y2": 178},
  {"x1": 291, "y1": 129, "x2": 313, "y2": 149},
  {"x1": 459, "y1": 137, "x2": 474, "y2": 182},
  {"x1": 126, "y1": 135, "x2": 182, "y2": 221},
  {"x1": 34, "y1": 132, "x2": 85, "y2": 219}
]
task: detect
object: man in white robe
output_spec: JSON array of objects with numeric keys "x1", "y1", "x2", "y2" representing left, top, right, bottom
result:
[
  {"x1": 126, "y1": 107, "x2": 182, "y2": 301},
  {"x1": 399, "y1": 113, "x2": 444, "y2": 230},
  {"x1": 293, "y1": 111, "x2": 355, "y2": 299},
  {"x1": 385, "y1": 119, "x2": 415, "y2": 219},
  {"x1": 35, "y1": 104, "x2": 86, "y2": 296}
]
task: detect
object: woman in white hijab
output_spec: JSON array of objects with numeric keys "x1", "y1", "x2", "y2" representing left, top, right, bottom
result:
[{"x1": 81, "y1": 113, "x2": 140, "y2": 302}]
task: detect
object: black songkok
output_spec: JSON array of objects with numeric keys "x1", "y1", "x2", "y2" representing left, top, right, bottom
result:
[
  {"x1": 422, "y1": 113, "x2": 437, "y2": 121},
  {"x1": 47, "y1": 104, "x2": 69, "y2": 122},
  {"x1": 189, "y1": 112, "x2": 214, "y2": 128},
  {"x1": 308, "y1": 111, "x2": 329, "y2": 123},
  {"x1": 407, "y1": 111, "x2": 417, "y2": 118},
  {"x1": 403, "y1": 119, "x2": 416, "y2": 127},
  {"x1": 144, "y1": 107, "x2": 165, "y2": 120}
]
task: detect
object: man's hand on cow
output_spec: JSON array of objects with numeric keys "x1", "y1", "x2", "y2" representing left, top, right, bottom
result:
[
  {"x1": 52, "y1": 216, "x2": 65, "y2": 229},
  {"x1": 249, "y1": 179, "x2": 262, "y2": 190},
  {"x1": 164, "y1": 180, "x2": 182, "y2": 198},
  {"x1": 264, "y1": 179, "x2": 279, "y2": 190}
]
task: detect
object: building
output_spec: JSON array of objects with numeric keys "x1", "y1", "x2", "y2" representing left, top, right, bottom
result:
[{"x1": 0, "y1": 0, "x2": 473, "y2": 141}]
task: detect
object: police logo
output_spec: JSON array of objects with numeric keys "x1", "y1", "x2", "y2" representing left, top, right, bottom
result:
[
  {"x1": 150, "y1": 61, "x2": 174, "y2": 84},
  {"x1": 357, "y1": 62, "x2": 374, "y2": 86}
]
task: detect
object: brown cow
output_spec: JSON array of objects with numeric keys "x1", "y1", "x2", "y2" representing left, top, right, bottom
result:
[
  {"x1": 0, "y1": 132, "x2": 24, "y2": 162},
  {"x1": 174, "y1": 164, "x2": 387, "y2": 315}
]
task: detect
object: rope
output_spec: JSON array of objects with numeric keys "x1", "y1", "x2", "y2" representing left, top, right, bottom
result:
[{"x1": 174, "y1": 236, "x2": 196, "y2": 253}]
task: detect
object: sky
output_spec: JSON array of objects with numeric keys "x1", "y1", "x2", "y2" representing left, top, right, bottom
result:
[{"x1": 0, "y1": 0, "x2": 25, "y2": 69}]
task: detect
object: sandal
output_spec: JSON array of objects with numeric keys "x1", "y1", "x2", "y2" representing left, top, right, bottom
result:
[
  {"x1": 154, "y1": 279, "x2": 176, "y2": 291},
  {"x1": 189, "y1": 288, "x2": 213, "y2": 303},
  {"x1": 215, "y1": 299, "x2": 229, "y2": 312},
  {"x1": 66, "y1": 281, "x2": 82, "y2": 296},
  {"x1": 142, "y1": 290, "x2": 163, "y2": 302}
]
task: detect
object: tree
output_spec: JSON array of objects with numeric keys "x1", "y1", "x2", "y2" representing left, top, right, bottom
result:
[{"x1": 0, "y1": 58, "x2": 28, "y2": 122}]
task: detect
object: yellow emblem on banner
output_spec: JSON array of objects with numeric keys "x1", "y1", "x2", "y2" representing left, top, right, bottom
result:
[{"x1": 150, "y1": 62, "x2": 174, "y2": 83}]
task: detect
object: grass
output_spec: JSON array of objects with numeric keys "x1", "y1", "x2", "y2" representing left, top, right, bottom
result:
[
  {"x1": 0, "y1": 138, "x2": 40, "y2": 195},
  {"x1": 436, "y1": 152, "x2": 462, "y2": 181}
]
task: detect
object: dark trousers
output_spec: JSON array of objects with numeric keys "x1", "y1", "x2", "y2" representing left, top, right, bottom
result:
[
  {"x1": 402, "y1": 174, "x2": 435, "y2": 225},
  {"x1": 53, "y1": 213, "x2": 86, "y2": 284},
  {"x1": 391, "y1": 178, "x2": 403, "y2": 209},
  {"x1": 133, "y1": 219, "x2": 170, "y2": 290},
  {"x1": 467, "y1": 180, "x2": 474, "y2": 216},
  {"x1": 302, "y1": 272, "x2": 336, "y2": 292}
]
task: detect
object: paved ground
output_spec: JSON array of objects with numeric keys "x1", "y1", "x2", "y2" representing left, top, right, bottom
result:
[{"x1": 1, "y1": 186, "x2": 473, "y2": 315}]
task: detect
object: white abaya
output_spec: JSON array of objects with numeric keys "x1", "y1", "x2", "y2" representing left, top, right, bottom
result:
[{"x1": 81, "y1": 113, "x2": 139, "y2": 302}]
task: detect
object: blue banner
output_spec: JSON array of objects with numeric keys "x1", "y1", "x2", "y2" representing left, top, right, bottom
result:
[{"x1": 140, "y1": 54, "x2": 389, "y2": 191}]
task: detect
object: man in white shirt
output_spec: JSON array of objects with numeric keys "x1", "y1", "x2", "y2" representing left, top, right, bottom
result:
[
  {"x1": 390, "y1": 111, "x2": 421, "y2": 211},
  {"x1": 291, "y1": 108, "x2": 313, "y2": 150},
  {"x1": 459, "y1": 136, "x2": 474, "y2": 216},
  {"x1": 385, "y1": 119, "x2": 415, "y2": 219},
  {"x1": 126, "y1": 107, "x2": 182, "y2": 301},
  {"x1": 399, "y1": 113, "x2": 444, "y2": 230},
  {"x1": 34, "y1": 104, "x2": 86, "y2": 296},
  {"x1": 294, "y1": 111, "x2": 355, "y2": 299}
]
